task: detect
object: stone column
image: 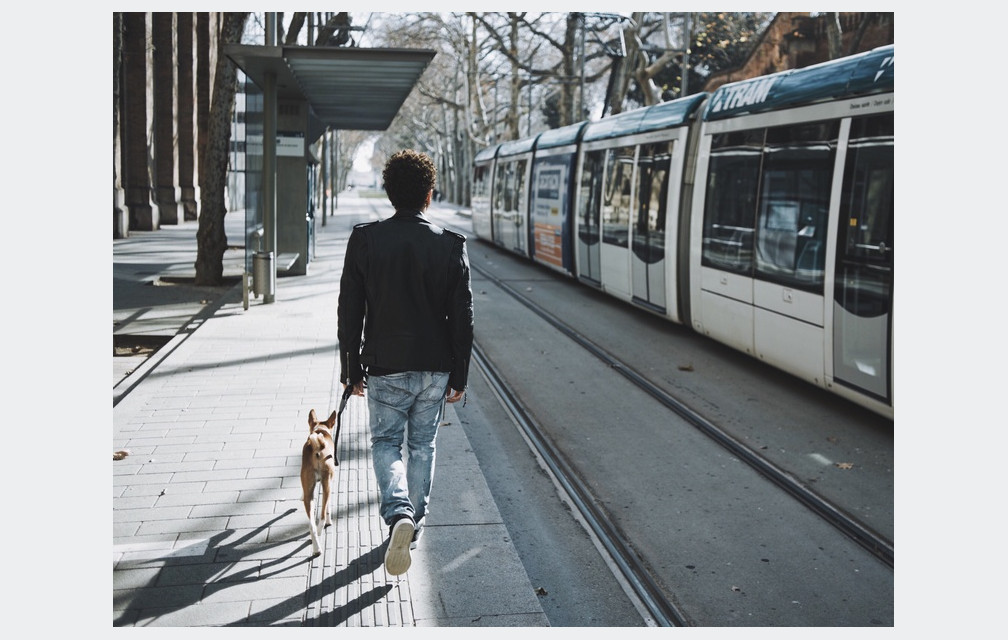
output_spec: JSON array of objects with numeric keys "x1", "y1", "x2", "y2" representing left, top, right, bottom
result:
[
  {"x1": 113, "y1": 13, "x2": 128, "y2": 237},
  {"x1": 152, "y1": 12, "x2": 180, "y2": 225},
  {"x1": 177, "y1": 12, "x2": 198, "y2": 220},
  {"x1": 195, "y1": 13, "x2": 216, "y2": 201},
  {"x1": 122, "y1": 12, "x2": 159, "y2": 231}
]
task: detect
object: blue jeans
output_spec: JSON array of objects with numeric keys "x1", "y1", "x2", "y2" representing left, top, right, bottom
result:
[{"x1": 367, "y1": 371, "x2": 448, "y2": 526}]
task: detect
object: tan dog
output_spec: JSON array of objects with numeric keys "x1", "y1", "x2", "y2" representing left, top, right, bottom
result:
[{"x1": 302, "y1": 409, "x2": 339, "y2": 556}]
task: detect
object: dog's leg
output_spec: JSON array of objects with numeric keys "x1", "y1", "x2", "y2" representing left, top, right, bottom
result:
[
  {"x1": 301, "y1": 454, "x2": 321, "y2": 556},
  {"x1": 320, "y1": 466, "x2": 334, "y2": 528},
  {"x1": 303, "y1": 487, "x2": 321, "y2": 556}
]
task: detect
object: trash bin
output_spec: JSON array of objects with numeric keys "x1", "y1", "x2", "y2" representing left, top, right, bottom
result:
[{"x1": 252, "y1": 251, "x2": 275, "y2": 298}]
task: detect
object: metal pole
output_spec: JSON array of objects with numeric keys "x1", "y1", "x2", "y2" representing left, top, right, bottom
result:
[
  {"x1": 330, "y1": 131, "x2": 337, "y2": 204},
  {"x1": 263, "y1": 69, "x2": 277, "y2": 304},
  {"x1": 261, "y1": 12, "x2": 278, "y2": 304},
  {"x1": 682, "y1": 13, "x2": 691, "y2": 96},
  {"x1": 321, "y1": 128, "x2": 328, "y2": 226}
]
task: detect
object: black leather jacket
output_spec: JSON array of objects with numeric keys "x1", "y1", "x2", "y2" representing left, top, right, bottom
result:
[{"x1": 337, "y1": 210, "x2": 474, "y2": 391}]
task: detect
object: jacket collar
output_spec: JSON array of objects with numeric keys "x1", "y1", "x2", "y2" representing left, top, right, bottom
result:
[{"x1": 391, "y1": 209, "x2": 429, "y2": 222}]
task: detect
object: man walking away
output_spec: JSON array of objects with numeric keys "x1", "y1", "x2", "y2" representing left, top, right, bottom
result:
[{"x1": 337, "y1": 149, "x2": 474, "y2": 576}]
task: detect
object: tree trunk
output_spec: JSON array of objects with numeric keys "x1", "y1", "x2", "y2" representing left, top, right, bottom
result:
[
  {"x1": 466, "y1": 15, "x2": 487, "y2": 140},
  {"x1": 847, "y1": 13, "x2": 874, "y2": 56},
  {"x1": 506, "y1": 14, "x2": 521, "y2": 140},
  {"x1": 558, "y1": 14, "x2": 579, "y2": 126},
  {"x1": 195, "y1": 12, "x2": 248, "y2": 286},
  {"x1": 284, "y1": 12, "x2": 306, "y2": 45},
  {"x1": 825, "y1": 12, "x2": 843, "y2": 60},
  {"x1": 605, "y1": 12, "x2": 644, "y2": 116}
]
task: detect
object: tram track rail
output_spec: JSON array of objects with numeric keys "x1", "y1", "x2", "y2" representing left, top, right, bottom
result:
[
  {"x1": 467, "y1": 256, "x2": 894, "y2": 572},
  {"x1": 472, "y1": 342, "x2": 690, "y2": 626}
]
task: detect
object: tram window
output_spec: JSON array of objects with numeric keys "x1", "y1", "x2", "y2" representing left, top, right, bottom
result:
[
  {"x1": 702, "y1": 130, "x2": 762, "y2": 274},
  {"x1": 579, "y1": 151, "x2": 604, "y2": 244},
  {"x1": 514, "y1": 160, "x2": 527, "y2": 215},
  {"x1": 503, "y1": 162, "x2": 515, "y2": 211},
  {"x1": 836, "y1": 113, "x2": 894, "y2": 316},
  {"x1": 754, "y1": 121, "x2": 838, "y2": 292},
  {"x1": 633, "y1": 142, "x2": 671, "y2": 263},
  {"x1": 602, "y1": 146, "x2": 635, "y2": 247},
  {"x1": 841, "y1": 114, "x2": 893, "y2": 262},
  {"x1": 494, "y1": 163, "x2": 508, "y2": 212},
  {"x1": 473, "y1": 165, "x2": 489, "y2": 199}
]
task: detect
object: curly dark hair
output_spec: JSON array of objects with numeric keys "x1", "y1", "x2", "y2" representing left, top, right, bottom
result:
[{"x1": 382, "y1": 149, "x2": 437, "y2": 211}]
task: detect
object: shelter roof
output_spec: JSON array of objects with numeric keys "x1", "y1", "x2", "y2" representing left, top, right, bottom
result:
[{"x1": 225, "y1": 44, "x2": 436, "y2": 137}]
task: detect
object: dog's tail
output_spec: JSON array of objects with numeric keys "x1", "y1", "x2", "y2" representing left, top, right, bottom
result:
[{"x1": 307, "y1": 432, "x2": 327, "y2": 457}]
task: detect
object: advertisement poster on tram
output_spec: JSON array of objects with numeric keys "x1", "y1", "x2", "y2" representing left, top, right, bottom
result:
[{"x1": 531, "y1": 156, "x2": 569, "y2": 269}]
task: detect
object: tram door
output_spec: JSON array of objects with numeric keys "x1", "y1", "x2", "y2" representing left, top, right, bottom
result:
[
  {"x1": 577, "y1": 150, "x2": 605, "y2": 285},
  {"x1": 493, "y1": 158, "x2": 529, "y2": 256},
  {"x1": 631, "y1": 142, "x2": 670, "y2": 311},
  {"x1": 832, "y1": 113, "x2": 893, "y2": 402},
  {"x1": 600, "y1": 146, "x2": 636, "y2": 300}
]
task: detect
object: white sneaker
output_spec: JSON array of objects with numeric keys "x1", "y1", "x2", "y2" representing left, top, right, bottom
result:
[{"x1": 384, "y1": 517, "x2": 414, "y2": 575}]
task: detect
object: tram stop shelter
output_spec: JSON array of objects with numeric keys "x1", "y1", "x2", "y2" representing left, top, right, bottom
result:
[{"x1": 224, "y1": 44, "x2": 436, "y2": 304}]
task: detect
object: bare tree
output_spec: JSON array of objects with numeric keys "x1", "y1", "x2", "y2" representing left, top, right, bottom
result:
[
  {"x1": 355, "y1": 12, "x2": 782, "y2": 206},
  {"x1": 364, "y1": 13, "x2": 483, "y2": 204},
  {"x1": 473, "y1": 13, "x2": 579, "y2": 129},
  {"x1": 195, "y1": 12, "x2": 249, "y2": 286}
]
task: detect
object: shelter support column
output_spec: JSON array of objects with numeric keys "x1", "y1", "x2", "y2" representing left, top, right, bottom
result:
[{"x1": 263, "y1": 69, "x2": 277, "y2": 304}]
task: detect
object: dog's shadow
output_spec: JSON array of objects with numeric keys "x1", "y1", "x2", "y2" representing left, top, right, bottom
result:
[
  {"x1": 114, "y1": 509, "x2": 390, "y2": 627},
  {"x1": 235, "y1": 544, "x2": 392, "y2": 626}
]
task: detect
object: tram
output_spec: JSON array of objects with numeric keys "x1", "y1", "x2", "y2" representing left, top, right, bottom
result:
[{"x1": 471, "y1": 45, "x2": 894, "y2": 419}]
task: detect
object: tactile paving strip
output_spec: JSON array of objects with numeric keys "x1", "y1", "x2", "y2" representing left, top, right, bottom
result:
[{"x1": 304, "y1": 393, "x2": 416, "y2": 627}]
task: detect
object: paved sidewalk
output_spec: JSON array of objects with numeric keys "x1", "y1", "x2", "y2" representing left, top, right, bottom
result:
[{"x1": 112, "y1": 193, "x2": 549, "y2": 627}]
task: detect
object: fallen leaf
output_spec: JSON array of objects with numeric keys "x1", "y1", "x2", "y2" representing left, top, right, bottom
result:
[
  {"x1": 113, "y1": 449, "x2": 131, "y2": 461},
  {"x1": 534, "y1": 587, "x2": 548, "y2": 596},
  {"x1": 678, "y1": 363, "x2": 694, "y2": 371},
  {"x1": 835, "y1": 462, "x2": 854, "y2": 470}
]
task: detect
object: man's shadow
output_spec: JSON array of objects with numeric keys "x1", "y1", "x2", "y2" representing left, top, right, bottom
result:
[{"x1": 232, "y1": 544, "x2": 391, "y2": 626}]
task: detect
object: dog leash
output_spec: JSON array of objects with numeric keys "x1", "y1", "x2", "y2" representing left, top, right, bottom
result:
[{"x1": 334, "y1": 383, "x2": 356, "y2": 441}]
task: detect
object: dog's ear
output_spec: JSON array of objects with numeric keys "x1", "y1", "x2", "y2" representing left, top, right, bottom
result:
[
  {"x1": 308, "y1": 409, "x2": 318, "y2": 428},
  {"x1": 326, "y1": 411, "x2": 338, "y2": 428}
]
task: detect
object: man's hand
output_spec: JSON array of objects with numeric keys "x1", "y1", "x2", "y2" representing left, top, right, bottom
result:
[
  {"x1": 343, "y1": 381, "x2": 365, "y2": 397},
  {"x1": 446, "y1": 387, "x2": 464, "y2": 403}
]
